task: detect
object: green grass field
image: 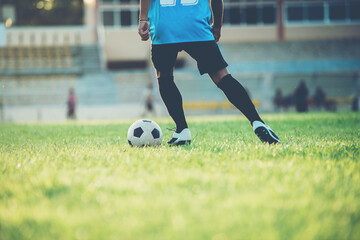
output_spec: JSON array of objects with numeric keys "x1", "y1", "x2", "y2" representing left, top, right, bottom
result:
[{"x1": 0, "y1": 112, "x2": 359, "y2": 240}]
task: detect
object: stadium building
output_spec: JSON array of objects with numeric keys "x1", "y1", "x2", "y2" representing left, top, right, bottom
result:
[{"x1": 0, "y1": 0, "x2": 360, "y2": 122}]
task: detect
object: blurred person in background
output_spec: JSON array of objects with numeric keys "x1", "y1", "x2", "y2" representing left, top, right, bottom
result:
[
  {"x1": 313, "y1": 86, "x2": 326, "y2": 110},
  {"x1": 138, "y1": 0, "x2": 280, "y2": 145},
  {"x1": 0, "y1": 99, "x2": 3, "y2": 121},
  {"x1": 351, "y1": 89, "x2": 359, "y2": 112},
  {"x1": 141, "y1": 82, "x2": 156, "y2": 117},
  {"x1": 67, "y1": 88, "x2": 77, "y2": 120},
  {"x1": 273, "y1": 88, "x2": 284, "y2": 112},
  {"x1": 294, "y1": 80, "x2": 309, "y2": 112}
]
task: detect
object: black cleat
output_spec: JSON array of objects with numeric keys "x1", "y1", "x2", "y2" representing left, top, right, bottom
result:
[{"x1": 253, "y1": 121, "x2": 280, "y2": 144}]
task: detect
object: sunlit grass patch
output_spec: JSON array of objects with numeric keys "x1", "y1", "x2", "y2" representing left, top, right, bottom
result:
[{"x1": 0, "y1": 112, "x2": 359, "y2": 240}]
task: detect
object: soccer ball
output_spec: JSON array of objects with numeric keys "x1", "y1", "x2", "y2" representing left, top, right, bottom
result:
[{"x1": 127, "y1": 119, "x2": 163, "y2": 147}]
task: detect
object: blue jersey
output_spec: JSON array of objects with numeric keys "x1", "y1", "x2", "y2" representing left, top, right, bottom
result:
[{"x1": 148, "y1": 0, "x2": 215, "y2": 45}]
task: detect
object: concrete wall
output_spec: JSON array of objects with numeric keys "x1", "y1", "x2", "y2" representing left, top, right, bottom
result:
[
  {"x1": 3, "y1": 24, "x2": 360, "y2": 61},
  {"x1": 285, "y1": 24, "x2": 360, "y2": 40},
  {"x1": 104, "y1": 28, "x2": 151, "y2": 61},
  {"x1": 101, "y1": 24, "x2": 360, "y2": 61}
]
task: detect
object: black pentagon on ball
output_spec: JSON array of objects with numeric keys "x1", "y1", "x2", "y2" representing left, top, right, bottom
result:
[
  {"x1": 128, "y1": 140, "x2": 133, "y2": 146},
  {"x1": 151, "y1": 128, "x2": 160, "y2": 139},
  {"x1": 133, "y1": 127, "x2": 144, "y2": 138}
]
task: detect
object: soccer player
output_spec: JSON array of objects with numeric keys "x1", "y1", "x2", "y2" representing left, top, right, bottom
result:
[{"x1": 138, "y1": 0, "x2": 280, "y2": 145}]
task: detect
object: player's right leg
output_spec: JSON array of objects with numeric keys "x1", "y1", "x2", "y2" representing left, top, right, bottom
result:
[{"x1": 151, "y1": 44, "x2": 191, "y2": 146}]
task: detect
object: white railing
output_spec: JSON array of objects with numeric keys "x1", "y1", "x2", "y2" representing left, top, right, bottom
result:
[{"x1": 4, "y1": 26, "x2": 95, "y2": 46}]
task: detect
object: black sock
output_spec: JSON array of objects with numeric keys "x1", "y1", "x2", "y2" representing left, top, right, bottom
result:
[
  {"x1": 217, "y1": 74, "x2": 263, "y2": 125},
  {"x1": 158, "y1": 76, "x2": 188, "y2": 133}
]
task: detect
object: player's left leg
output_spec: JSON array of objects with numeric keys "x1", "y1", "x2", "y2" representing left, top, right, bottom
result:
[
  {"x1": 210, "y1": 69, "x2": 280, "y2": 144},
  {"x1": 184, "y1": 41, "x2": 280, "y2": 144},
  {"x1": 185, "y1": 41, "x2": 264, "y2": 124},
  {"x1": 209, "y1": 68, "x2": 264, "y2": 125}
]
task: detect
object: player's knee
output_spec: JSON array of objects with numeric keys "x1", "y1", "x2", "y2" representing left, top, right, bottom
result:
[
  {"x1": 216, "y1": 73, "x2": 233, "y2": 88},
  {"x1": 156, "y1": 69, "x2": 174, "y2": 79},
  {"x1": 210, "y1": 68, "x2": 230, "y2": 85},
  {"x1": 157, "y1": 75, "x2": 175, "y2": 87},
  {"x1": 157, "y1": 71, "x2": 174, "y2": 79}
]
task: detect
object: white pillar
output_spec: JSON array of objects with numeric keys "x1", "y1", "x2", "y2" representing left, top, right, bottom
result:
[
  {"x1": 84, "y1": 0, "x2": 96, "y2": 27},
  {"x1": 83, "y1": 0, "x2": 98, "y2": 44},
  {"x1": 0, "y1": 23, "x2": 6, "y2": 46}
]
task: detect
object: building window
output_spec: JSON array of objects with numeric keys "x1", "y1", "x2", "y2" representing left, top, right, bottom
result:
[
  {"x1": 223, "y1": 1, "x2": 276, "y2": 25},
  {"x1": 103, "y1": 11, "x2": 114, "y2": 26},
  {"x1": 308, "y1": 4, "x2": 324, "y2": 21},
  {"x1": 245, "y1": 6, "x2": 258, "y2": 25},
  {"x1": 350, "y1": 2, "x2": 360, "y2": 20},
  {"x1": 287, "y1": 6, "x2": 304, "y2": 22},
  {"x1": 285, "y1": 1, "x2": 359, "y2": 25},
  {"x1": 227, "y1": 7, "x2": 242, "y2": 24},
  {"x1": 100, "y1": 0, "x2": 360, "y2": 27},
  {"x1": 120, "y1": 10, "x2": 131, "y2": 26},
  {"x1": 262, "y1": 6, "x2": 276, "y2": 24},
  {"x1": 329, "y1": 2, "x2": 346, "y2": 21},
  {"x1": 100, "y1": 0, "x2": 139, "y2": 27}
]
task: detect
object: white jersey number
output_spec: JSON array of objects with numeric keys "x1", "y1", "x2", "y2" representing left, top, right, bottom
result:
[
  {"x1": 160, "y1": 0, "x2": 198, "y2": 7},
  {"x1": 180, "y1": 0, "x2": 198, "y2": 6}
]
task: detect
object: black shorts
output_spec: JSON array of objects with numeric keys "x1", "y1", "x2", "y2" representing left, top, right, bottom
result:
[{"x1": 151, "y1": 41, "x2": 228, "y2": 75}]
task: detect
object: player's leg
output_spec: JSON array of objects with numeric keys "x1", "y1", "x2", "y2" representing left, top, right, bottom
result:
[
  {"x1": 156, "y1": 68, "x2": 188, "y2": 133},
  {"x1": 184, "y1": 41, "x2": 263, "y2": 124},
  {"x1": 151, "y1": 44, "x2": 191, "y2": 145},
  {"x1": 185, "y1": 41, "x2": 280, "y2": 144},
  {"x1": 209, "y1": 68, "x2": 263, "y2": 124},
  {"x1": 210, "y1": 68, "x2": 280, "y2": 144}
]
